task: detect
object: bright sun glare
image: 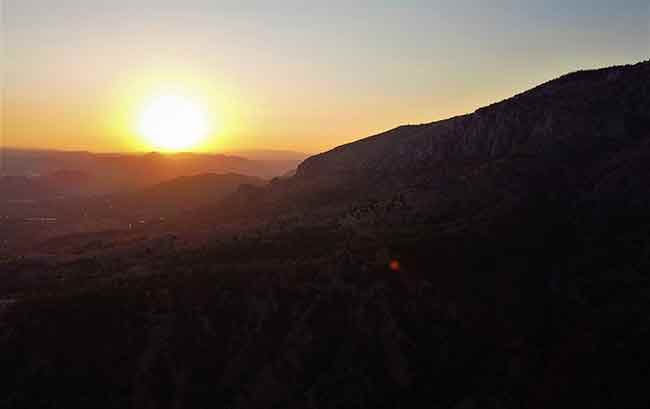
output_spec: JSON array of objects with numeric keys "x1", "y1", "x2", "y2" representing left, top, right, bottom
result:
[{"x1": 137, "y1": 95, "x2": 210, "y2": 151}]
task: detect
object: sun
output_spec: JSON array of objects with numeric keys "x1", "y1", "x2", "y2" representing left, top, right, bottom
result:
[{"x1": 137, "y1": 94, "x2": 210, "y2": 151}]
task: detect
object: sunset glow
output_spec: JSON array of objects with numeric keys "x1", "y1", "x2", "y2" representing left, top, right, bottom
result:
[
  {"x1": 137, "y1": 94, "x2": 211, "y2": 152},
  {"x1": 3, "y1": 1, "x2": 648, "y2": 154}
]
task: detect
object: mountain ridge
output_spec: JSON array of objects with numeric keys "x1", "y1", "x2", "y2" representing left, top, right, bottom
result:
[{"x1": 295, "y1": 60, "x2": 650, "y2": 184}]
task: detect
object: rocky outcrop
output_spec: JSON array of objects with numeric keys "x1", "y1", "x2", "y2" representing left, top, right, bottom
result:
[{"x1": 297, "y1": 61, "x2": 650, "y2": 184}]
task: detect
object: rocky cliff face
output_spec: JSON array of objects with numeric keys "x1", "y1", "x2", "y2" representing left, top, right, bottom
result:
[{"x1": 297, "y1": 61, "x2": 650, "y2": 184}]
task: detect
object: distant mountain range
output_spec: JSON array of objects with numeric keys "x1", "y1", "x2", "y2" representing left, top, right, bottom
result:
[
  {"x1": 0, "y1": 149, "x2": 297, "y2": 197},
  {"x1": 222, "y1": 149, "x2": 310, "y2": 161}
]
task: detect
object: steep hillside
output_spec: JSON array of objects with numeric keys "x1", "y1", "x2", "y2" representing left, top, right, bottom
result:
[
  {"x1": 203, "y1": 61, "x2": 650, "y2": 228},
  {"x1": 297, "y1": 61, "x2": 649, "y2": 183}
]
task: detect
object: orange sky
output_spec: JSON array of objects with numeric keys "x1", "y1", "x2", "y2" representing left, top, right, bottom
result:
[{"x1": 2, "y1": 1, "x2": 648, "y2": 154}]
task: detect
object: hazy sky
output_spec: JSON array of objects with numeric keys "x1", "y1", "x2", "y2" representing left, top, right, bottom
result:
[{"x1": 2, "y1": 0, "x2": 649, "y2": 153}]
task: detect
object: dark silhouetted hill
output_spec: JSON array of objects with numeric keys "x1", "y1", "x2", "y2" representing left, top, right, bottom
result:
[{"x1": 105, "y1": 173, "x2": 265, "y2": 218}]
